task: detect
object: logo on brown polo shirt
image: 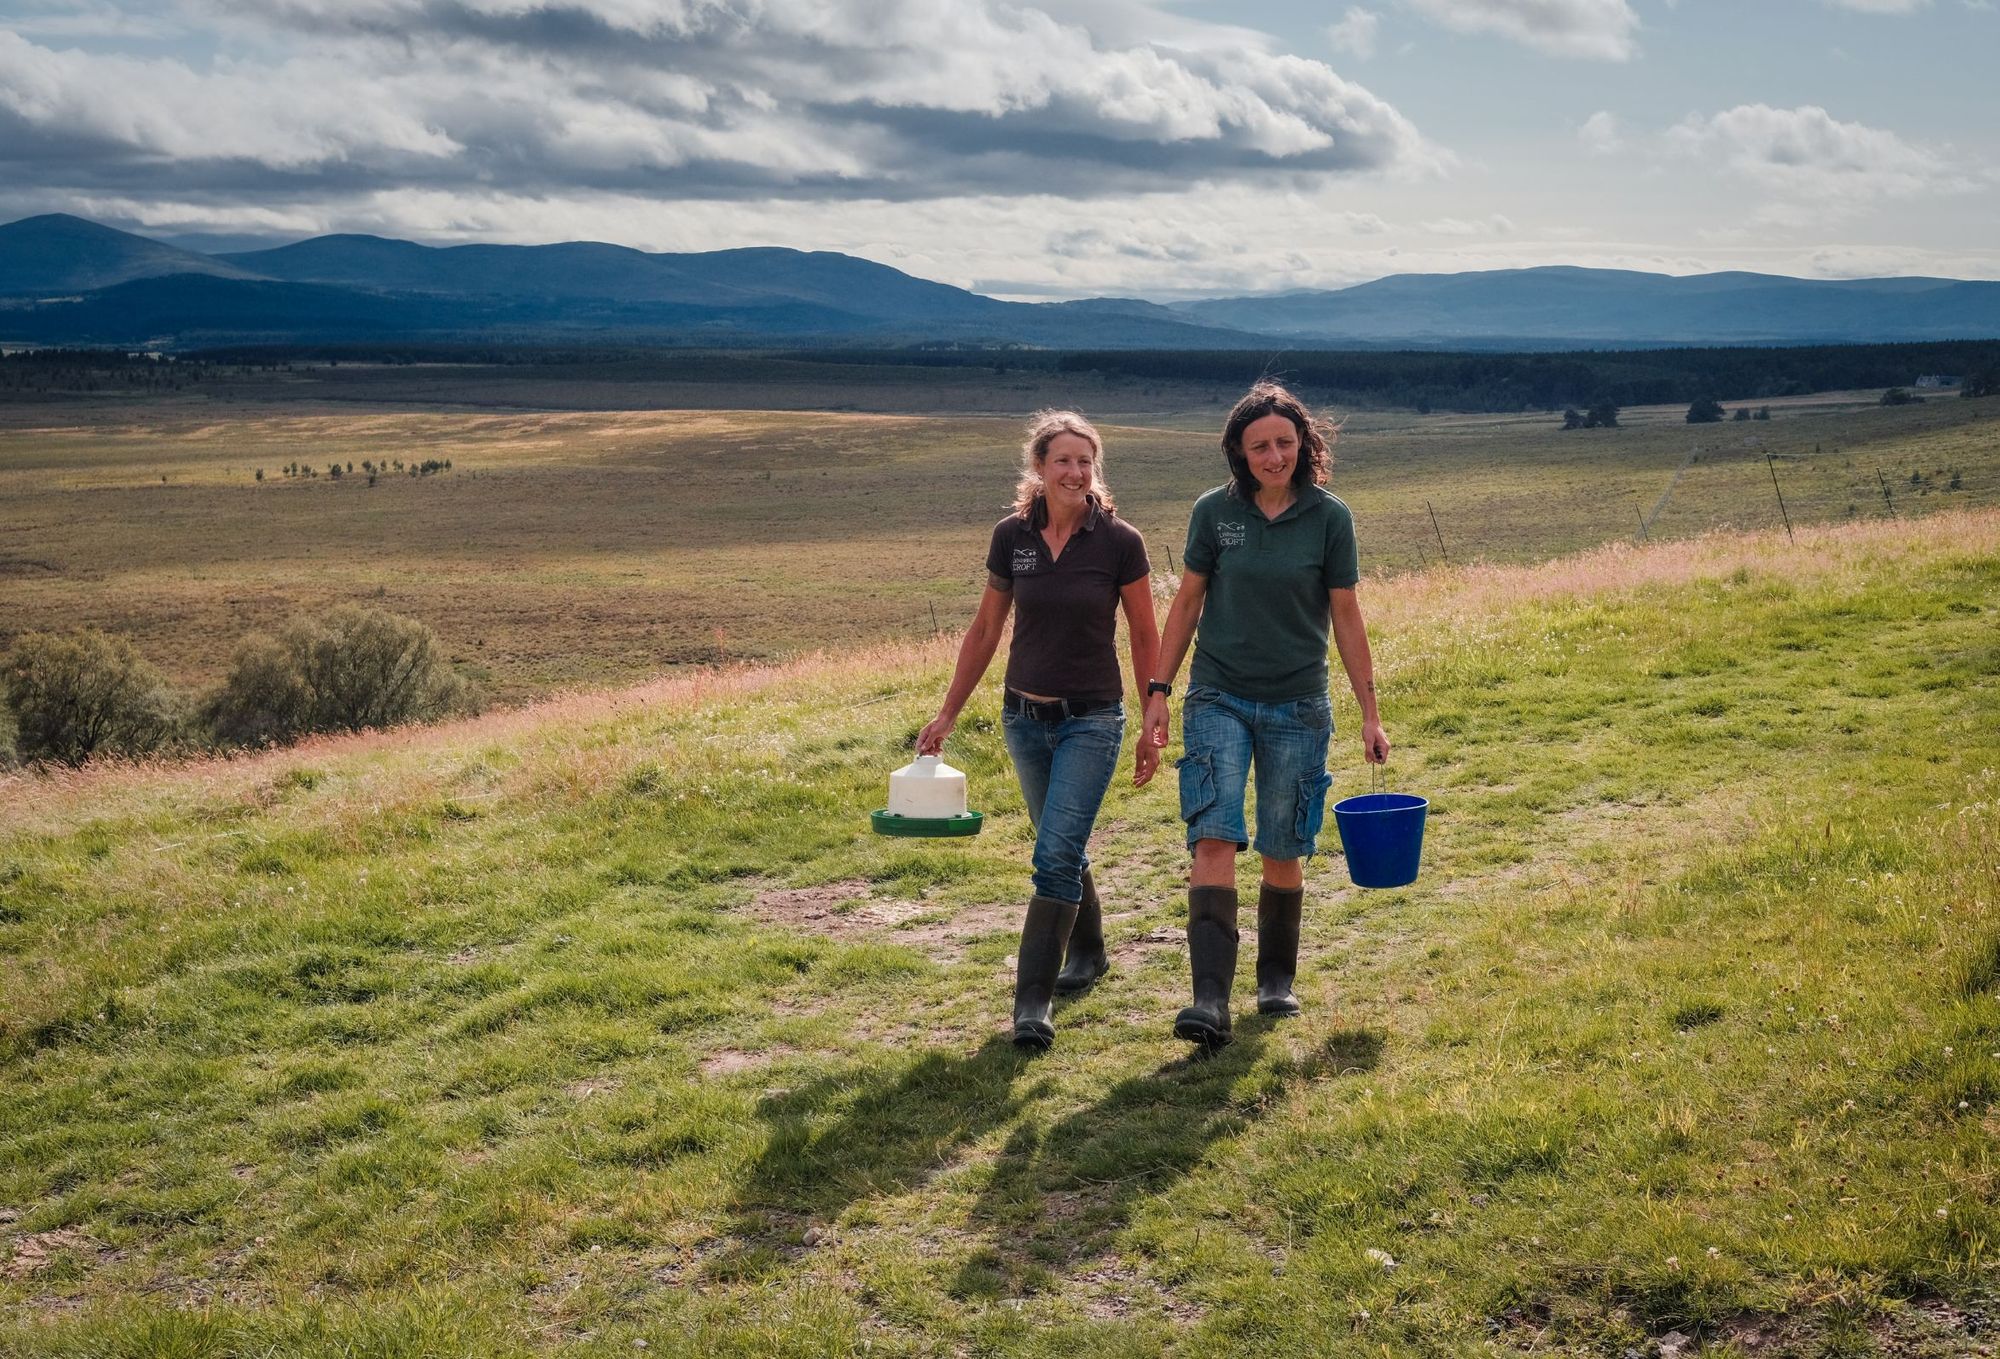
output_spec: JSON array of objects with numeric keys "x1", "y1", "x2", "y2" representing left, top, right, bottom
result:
[{"x1": 1013, "y1": 547, "x2": 1041, "y2": 573}]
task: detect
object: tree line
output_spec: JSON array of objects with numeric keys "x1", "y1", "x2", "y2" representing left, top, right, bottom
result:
[{"x1": 1057, "y1": 342, "x2": 2000, "y2": 413}]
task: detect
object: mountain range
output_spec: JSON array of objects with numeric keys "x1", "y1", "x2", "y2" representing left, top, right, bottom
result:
[{"x1": 2, "y1": 214, "x2": 1996, "y2": 351}]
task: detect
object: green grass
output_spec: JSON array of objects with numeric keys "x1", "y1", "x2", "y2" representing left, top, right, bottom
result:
[{"x1": 2, "y1": 508, "x2": 1996, "y2": 1354}]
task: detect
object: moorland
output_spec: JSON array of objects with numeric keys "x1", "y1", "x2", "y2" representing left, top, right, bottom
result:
[
  {"x1": 2, "y1": 354, "x2": 1994, "y2": 704},
  {"x1": 2, "y1": 355, "x2": 1998, "y2": 1356}
]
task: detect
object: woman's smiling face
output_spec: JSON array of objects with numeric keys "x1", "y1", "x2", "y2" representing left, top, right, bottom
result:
[
  {"x1": 1240, "y1": 413, "x2": 1299, "y2": 494},
  {"x1": 1041, "y1": 431, "x2": 1097, "y2": 510}
]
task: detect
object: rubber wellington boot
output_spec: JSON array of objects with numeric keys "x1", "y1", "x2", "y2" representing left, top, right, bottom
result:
[
  {"x1": 1012, "y1": 895, "x2": 1079, "y2": 1051},
  {"x1": 1054, "y1": 868, "x2": 1110, "y2": 994},
  {"x1": 1256, "y1": 883, "x2": 1304, "y2": 1017},
  {"x1": 1173, "y1": 886, "x2": 1239, "y2": 1048}
]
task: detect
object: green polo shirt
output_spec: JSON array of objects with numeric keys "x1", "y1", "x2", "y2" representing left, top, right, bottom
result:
[{"x1": 1182, "y1": 482, "x2": 1359, "y2": 702}]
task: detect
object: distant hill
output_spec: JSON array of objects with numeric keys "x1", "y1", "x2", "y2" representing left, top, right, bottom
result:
[
  {"x1": 3, "y1": 215, "x2": 1997, "y2": 350},
  {"x1": 1173, "y1": 266, "x2": 2000, "y2": 344},
  {"x1": 0, "y1": 216, "x2": 1246, "y2": 349},
  {"x1": 0, "y1": 214, "x2": 261, "y2": 296}
]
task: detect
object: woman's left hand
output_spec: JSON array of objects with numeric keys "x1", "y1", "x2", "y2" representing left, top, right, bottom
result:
[
  {"x1": 1361, "y1": 718, "x2": 1390, "y2": 764},
  {"x1": 1133, "y1": 734, "x2": 1159, "y2": 787}
]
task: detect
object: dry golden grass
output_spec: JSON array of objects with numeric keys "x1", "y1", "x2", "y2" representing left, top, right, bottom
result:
[{"x1": 3, "y1": 388, "x2": 1994, "y2": 707}]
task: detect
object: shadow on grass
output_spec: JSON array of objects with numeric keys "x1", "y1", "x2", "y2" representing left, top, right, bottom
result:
[
  {"x1": 946, "y1": 1023, "x2": 1384, "y2": 1301},
  {"x1": 709, "y1": 1032, "x2": 1040, "y2": 1280},
  {"x1": 709, "y1": 1013, "x2": 1382, "y2": 1293}
]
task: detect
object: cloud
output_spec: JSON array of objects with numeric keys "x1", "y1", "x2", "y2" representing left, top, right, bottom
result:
[
  {"x1": 1663, "y1": 103, "x2": 1976, "y2": 220},
  {"x1": 1398, "y1": 0, "x2": 1640, "y2": 59},
  {"x1": 1821, "y1": 0, "x2": 1929, "y2": 11},
  {"x1": 0, "y1": 0, "x2": 1440, "y2": 209},
  {"x1": 1421, "y1": 214, "x2": 1516, "y2": 235},
  {"x1": 1328, "y1": 7, "x2": 1382, "y2": 58},
  {"x1": 1578, "y1": 110, "x2": 1622, "y2": 154}
]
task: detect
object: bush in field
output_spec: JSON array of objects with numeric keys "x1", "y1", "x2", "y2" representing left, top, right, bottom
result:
[
  {"x1": 206, "y1": 605, "x2": 480, "y2": 746},
  {"x1": 2, "y1": 629, "x2": 184, "y2": 766},
  {"x1": 1687, "y1": 396, "x2": 1725, "y2": 423}
]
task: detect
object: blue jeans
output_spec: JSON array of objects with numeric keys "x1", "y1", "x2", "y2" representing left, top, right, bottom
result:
[
  {"x1": 1001, "y1": 703, "x2": 1126, "y2": 903},
  {"x1": 1178, "y1": 684, "x2": 1334, "y2": 859}
]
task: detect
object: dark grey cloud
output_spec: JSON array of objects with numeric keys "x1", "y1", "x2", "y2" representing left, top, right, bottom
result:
[{"x1": 0, "y1": 1, "x2": 1439, "y2": 214}]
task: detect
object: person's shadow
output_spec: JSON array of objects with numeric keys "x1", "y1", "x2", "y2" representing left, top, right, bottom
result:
[
  {"x1": 710, "y1": 1022, "x2": 1382, "y2": 1293},
  {"x1": 712, "y1": 1033, "x2": 1043, "y2": 1279},
  {"x1": 946, "y1": 1023, "x2": 1383, "y2": 1300}
]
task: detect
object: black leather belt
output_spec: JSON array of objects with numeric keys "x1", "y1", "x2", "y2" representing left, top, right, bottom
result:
[{"x1": 1004, "y1": 691, "x2": 1119, "y2": 721}]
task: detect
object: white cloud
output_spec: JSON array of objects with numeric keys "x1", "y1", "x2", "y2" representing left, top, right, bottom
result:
[
  {"x1": 1420, "y1": 214, "x2": 1516, "y2": 235},
  {"x1": 1821, "y1": 0, "x2": 1929, "y2": 11},
  {"x1": 1664, "y1": 104, "x2": 1976, "y2": 220},
  {"x1": 1328, "y1": 7, "x2": 1382, "y2": 58},
  {"x1": 0, "y1": 1, "x2": 1445, "y2": 206},
  {"x1": 1579, "y1": 110, "x2": 1622, "y2": 154},
  {"x1": 1398, "y1": 0, "x2": 1640, "y2": 59}
]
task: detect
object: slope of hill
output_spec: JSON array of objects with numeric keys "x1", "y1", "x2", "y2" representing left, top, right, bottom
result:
[
  {"x1": 3, "y1": 511, "x2": 1996, "y2": 1355},
  {"x1": 1175, "y1": 265, "x2": 2000, "y2": 344},
  {"x1": 0, "y1": 216, "x2": 1246, "y2": 349},
  {"x1": 7, "y1": 215, "x2": 2000, "y2": 349},
  {"x1": 0, "y1": 214, "x2": 261, "y2": 296}
]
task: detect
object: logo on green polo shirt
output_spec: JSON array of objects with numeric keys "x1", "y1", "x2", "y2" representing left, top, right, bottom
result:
[{"x1": 1217, "y1": 521, "x2": 1246, "y2": 549}]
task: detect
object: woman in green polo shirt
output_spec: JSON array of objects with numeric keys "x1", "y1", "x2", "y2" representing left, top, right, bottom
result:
[
  {"x1": 1141, "y1": 381, "x2": 1389, "y2": 1048},
  {"x1": 918, "y1": 410, "x2": 1161, "y2": 1051}
]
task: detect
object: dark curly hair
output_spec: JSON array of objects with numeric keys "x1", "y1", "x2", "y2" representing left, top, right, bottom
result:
[{"x1": 1221, "y1": 381, "x2": 1334, "y2": 500}]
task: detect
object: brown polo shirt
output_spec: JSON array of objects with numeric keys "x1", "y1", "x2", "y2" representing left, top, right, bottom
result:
[{"x1": 985, "y1": 496, "x2": 1150, "y2": 702}]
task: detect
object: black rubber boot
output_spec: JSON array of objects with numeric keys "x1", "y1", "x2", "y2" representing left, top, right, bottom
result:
[
  {"x1": 1174, "y1": 886, "x2": 1239, "y2": 1049},
  {"x1": 1256, "y1": 883, "x2": 1304, "y2": 1017},
  {"x1": 1012, "y1": 895, "x2": 1078, "y2": 1051},
  {"x1": 1054, "y1": 868, "x2": 1110, "y2": 994}
]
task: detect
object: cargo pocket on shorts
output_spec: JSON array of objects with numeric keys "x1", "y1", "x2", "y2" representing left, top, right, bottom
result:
[
  {"x1": 1295, "y1": 769, "x2": 1334, "y2": 854},
  {"x1": 1177, "y1": 751, "x2": 1216, "y2": 826}
]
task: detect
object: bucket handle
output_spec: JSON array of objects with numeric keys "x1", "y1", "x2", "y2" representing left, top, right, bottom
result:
[{"x1": 1369, "y1": 760, "x2": 1386, "y2": 796}]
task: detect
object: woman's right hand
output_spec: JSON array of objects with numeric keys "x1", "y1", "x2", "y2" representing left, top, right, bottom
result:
[
  {"x1": 915, "y1": 713, "x2": 955, "y2": 755},
  {"x1": 1142, "y1": 692, "x2": 1172, "y2": 751}
]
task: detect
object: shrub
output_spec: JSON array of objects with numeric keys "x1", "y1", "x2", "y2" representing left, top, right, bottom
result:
[
  {"x1": 207, "y1": 605, "x2": 481, "y2": 746},
  {"x1": 1880, "y1": 388, "x2": 1919, "y2": 406},
  {"x1": 1686, "y1": 397, "x2": 1725, "y2": 424},
  {"x1": 2, "y1": 629, "x2": 184, "y2": 766}
]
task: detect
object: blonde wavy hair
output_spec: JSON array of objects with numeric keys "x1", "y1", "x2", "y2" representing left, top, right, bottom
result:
[{"x1": 1012, "y1": 409, "x2": 1115, "y2": 518}]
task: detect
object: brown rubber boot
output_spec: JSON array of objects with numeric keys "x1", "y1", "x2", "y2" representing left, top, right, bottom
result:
[
  {"x1": 1255, "y1": 883, "x2": 1304, "y2": 1017},
  {"x1": 1012, "y1": 895, "x2": 1079, "y2": 1051},
  {"x1": 1173, "y1": 885, "x2": 1239, "y2": 1048},
  {"x1": 1054, "y1": 868, "x2": 1110, "y2": 994}
]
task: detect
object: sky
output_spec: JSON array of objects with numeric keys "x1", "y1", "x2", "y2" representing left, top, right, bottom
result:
[{"x1": 1, "y1": 0, "x2": 1994, "y2": 300}]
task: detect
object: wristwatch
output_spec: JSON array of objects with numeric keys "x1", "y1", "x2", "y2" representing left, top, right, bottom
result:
[{"x1": 1146, "y1": 680, "x2": 1173, "y2": 697}]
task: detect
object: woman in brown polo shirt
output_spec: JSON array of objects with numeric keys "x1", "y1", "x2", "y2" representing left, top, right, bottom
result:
[{"x1": 917, "y1": 410, "x2": 1161, "y2": 1050}]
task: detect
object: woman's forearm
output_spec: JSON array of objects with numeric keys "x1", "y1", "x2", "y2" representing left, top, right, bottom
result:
[
  {"x1": 936, "y1": 620, "x2": 1003, "y2": 720},
  {"x1": 1329, "y1": 591, "x2": 1379, "y2": 722},
  {"x1": 1120, "y1": 581, "x2": 1161, "y2": 703},
  {"x1": 1152, "y1": 574, "x2": 1206, "y2": 685}
]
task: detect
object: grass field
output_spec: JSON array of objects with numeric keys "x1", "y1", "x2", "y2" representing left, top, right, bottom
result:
[
  {"x1": 2, "y1": 507, "x2": 1996, "y2": 1356},
  {"x1": 3, "y1": 380, "x2": 1995, "y2": 704}
]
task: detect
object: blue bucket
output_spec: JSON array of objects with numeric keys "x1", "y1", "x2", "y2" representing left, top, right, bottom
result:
[{"x1": 1332, "y1": 791, "x2": 1429, "y2": 888}]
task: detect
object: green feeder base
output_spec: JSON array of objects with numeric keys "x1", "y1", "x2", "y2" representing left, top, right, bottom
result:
[{"x1": 871, "y1": 809, "x2": 984, "y2": 838}]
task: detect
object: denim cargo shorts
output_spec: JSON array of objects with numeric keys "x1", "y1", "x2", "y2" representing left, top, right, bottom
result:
[{"x1": 1177, "y1": 683, "x2": 1335, "y2": 859}]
